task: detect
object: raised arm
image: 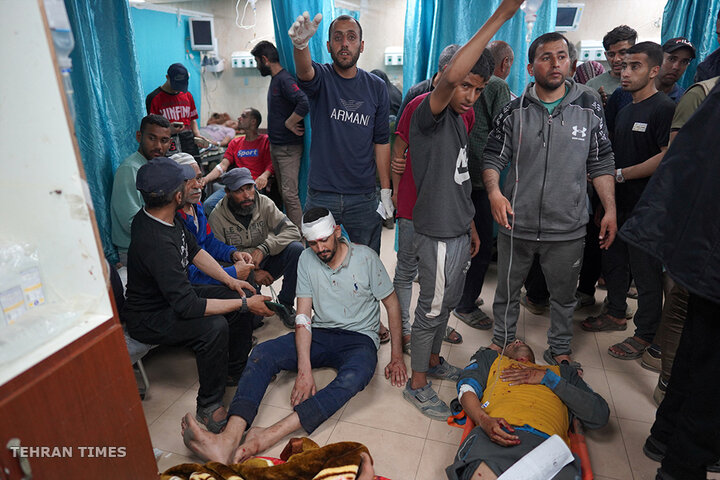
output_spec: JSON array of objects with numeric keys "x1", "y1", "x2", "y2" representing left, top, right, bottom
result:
[
  {"x1": 428, "y1": 0, "x2": 522, "y2": 115},
  {"x1": 290, "y1": 12, "x2": 322, "y2": 81}
]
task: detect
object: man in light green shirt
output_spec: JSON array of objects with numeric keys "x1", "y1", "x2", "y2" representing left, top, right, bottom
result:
[
  {"x1": 586, "y1": 25, "x2": 637, "y2": 105},
  {"x1": 110, "y1": 114, "x2": 172, "y2": 263}
]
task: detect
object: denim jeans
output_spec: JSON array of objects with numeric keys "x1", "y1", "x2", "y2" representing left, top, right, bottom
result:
[
  {"x1": 305, "y1": 188, "x2": 382, "y2": 254},
  {"x1": 259, "y1": 241, "x2": 304, "y2": 306},
  {"x1": 393, "y1": 218, "x2": 417, "y2": 336},
  {"x1": 228, "y1": 328, "x2": 377, "y2": 433}
]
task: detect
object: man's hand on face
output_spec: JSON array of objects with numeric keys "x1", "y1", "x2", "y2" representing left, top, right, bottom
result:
[{"x1": 288, "y1": 12, "x2": 322, "y2": 50}]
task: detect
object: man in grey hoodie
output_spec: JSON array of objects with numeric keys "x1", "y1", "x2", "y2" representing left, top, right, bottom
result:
[{"x1": 483, "y1": 32, "x2": 617, "y2": 367}]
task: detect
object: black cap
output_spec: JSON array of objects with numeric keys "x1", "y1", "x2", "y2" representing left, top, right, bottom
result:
[
  {"x1": 662, "y1": 37, "x2": 696, "y2": 58},
  {"x1": 136, "y1": 157, "x2": 195, "y2": 195},
  {"x1": 167, "y1": 63, "x2": 189, "y2": 92},
  {"x1": 220, "y1": 167, "x2": 255, "y2": 191}
]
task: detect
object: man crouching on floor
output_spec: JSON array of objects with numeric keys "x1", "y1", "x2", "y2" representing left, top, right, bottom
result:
[{"x1": 181, "y1": 207, "x2": 407, "y2": 463}]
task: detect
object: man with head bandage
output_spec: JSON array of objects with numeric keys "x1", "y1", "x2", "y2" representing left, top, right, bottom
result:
[{"x1": 182, "y1": 207, "x2": 408, "y2": 464}]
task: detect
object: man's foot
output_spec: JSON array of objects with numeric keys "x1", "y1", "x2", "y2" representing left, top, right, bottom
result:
[
  {"x1": 644, "y1": 434, "x2": 720, "y2": 473},
  {"x1": 601, "y1": 297, "x2": 635, "y2": 319},
  {"x1": 581, "y1": 313, "x2": 627, "y2": 332},
  {"x1": 520, "y1": 295, "x2": 549, "y2": 315},
  {"x1": 181, "y1": 413, "x2": 235, "y2": 463},
  {"x1": 402, "y1": 334, "x2": 411, "y2": 354},
  {"x1": 195, "y1": 403, "x2": 228, "y2": 434},
  {"x1": 641, "y1": 344, "x2": 662, "y2": 372},
  {"x1": 575, "y1": 291, "x2": 596, "y2": 310},
  {"x1": 453, "y1": 308, "x2": 492, "y2": 330},
  {"x1": 403, "y1": 380, "x2": 451, "y2": 420},
  {"x1": 443, "y1": 326, "x2": 463, "y2": 344},
  {"x1": 608, "y1": 336, "x2": 650, "y2": 360},
  {"x1": 653, "y1": 377, "x2": 668, "y2": 406},
  {"x1": 426, "y1": 357, "x2": 462, "y2": 382},
  {"x1": 542, "y1": 349, "x2": 582, "y2": 372},
  {"x1": 231, "y1": 426, "x2": 269, "y2": 463}
]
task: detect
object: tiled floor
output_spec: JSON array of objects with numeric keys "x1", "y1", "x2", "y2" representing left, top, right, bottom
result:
[{"x1": 144, "y1": 228, "x2": 720, "y2": 480}]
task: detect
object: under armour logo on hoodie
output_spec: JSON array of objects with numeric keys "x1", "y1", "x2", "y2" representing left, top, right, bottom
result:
[{"x1": 572, "y1": 126, "x2": 587, "y2": 141}]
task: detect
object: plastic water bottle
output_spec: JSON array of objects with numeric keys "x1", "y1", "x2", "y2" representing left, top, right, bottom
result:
[
  {"x1": 44, "y1": 0, "x2": 77, "y2": 120},
  {"x1": 521, "y1": 0, "x2": 544, "y2": 43}
]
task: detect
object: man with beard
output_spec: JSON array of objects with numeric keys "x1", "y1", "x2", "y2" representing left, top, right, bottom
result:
[
  {"x1": 171, "y1": 153, "x2": 254, "y2": 285},
  {"x1": 208, "y1": 168, "x2": 303, "y2": 328},
  {"x1": 123, "y1": 157, "x2": 274, "y2": 434},
  {"x1": 582, "y1": 43, "x2": 676, "y2": 362},
  {"x1": 250, "y1": 40, "x2": 309, "y2": 228},
  {"x1": 181, "y1": 207, "x2": 407, "y2": 464},
  {"x1": 111, "y1": 114, "x2": 172, "y2": 264},
  {"x1": 483, "y1": 32, "x2": 616, "y2": 368},
  {"x1": 288, "y1": 13, "x2": 391, "y2": 255}
]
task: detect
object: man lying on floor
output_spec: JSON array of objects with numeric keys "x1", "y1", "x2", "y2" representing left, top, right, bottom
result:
[
  {"x1": 446, "y1": 341, "x2": 610, "y2": 479},
  {"x1": 182, "y1": 208, "x2": 407, "y2": 463}
]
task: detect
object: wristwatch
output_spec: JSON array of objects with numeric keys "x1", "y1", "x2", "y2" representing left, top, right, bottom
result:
[
  {"x1": 615, "y1": 168, "x2": 625, "y2": 183},
  {"x1": 240, "y1": 296, "x2": 249, "y2": 313}
]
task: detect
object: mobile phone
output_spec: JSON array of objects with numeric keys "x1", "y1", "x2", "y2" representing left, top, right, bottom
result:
[{"x1": 264, "y1": 300, "x2": 289, "y2": 316}]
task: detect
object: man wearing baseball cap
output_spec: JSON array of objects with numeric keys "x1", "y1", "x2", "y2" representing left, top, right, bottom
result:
[
  {"x1": 146, "y1": 63, "x2": 209, "y2": 156},
  {"x1": 208, "y1": 167, "x2": 304, "y2": 328},
  {"x1": 122, "y1": 157, "x2": 274, "y2": 434},
  {"x1": 182, "y1": 207, "x2": 407, "y2": 464}
]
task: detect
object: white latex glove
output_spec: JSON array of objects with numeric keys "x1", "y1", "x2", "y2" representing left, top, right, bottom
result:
[
  {"x1": 381, "y1": 188, "x2": 394, "y2": 219},
  {"x1": 288, "y1": 12, "x2": 322, "y2": 50}
]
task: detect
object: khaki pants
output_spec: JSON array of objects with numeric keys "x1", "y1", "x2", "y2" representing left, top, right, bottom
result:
[{"x1": 270, "y1": 143, "x2": 303, "y2": 227}]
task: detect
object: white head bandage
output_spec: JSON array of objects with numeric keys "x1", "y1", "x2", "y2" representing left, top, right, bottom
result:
[
  {"x1": 295, "y1": 313, "x2": 312, "y2": 332},
  {"x1": 301, "y1": 211, "x2": 336, "y2": 241}
]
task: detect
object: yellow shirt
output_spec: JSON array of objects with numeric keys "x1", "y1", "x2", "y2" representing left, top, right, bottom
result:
[{"x1": 480, "y1": 355, "x2": 570, "y2": 444}]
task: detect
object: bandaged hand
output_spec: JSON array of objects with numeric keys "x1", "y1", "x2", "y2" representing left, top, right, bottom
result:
[
  {"x1": 288, "y1": 12, "x2": 322, "y2": 50},
  {"x1": 380, "y1": 188, "x2": 394, "y2": 219}
]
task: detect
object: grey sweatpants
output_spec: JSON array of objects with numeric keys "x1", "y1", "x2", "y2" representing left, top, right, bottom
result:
[
  {"x1": 493, "y1": 233, "x2": 584, "y2": 355},
  {"x1": 411, "y1": 232, "x2": 471, "y2": 372}
]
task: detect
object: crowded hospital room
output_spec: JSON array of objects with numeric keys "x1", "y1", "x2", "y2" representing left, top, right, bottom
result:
[{"x1": 2, "y1": 0, "x2": 720, "y2": 478}]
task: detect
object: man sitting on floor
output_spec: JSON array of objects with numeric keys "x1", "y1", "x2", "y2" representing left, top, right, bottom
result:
[
  {"x1": 208, "y1": 167, "x2": 303, "y2": 327},
  {"x1": 182, "y1": 207, "x2": 408, "y2": 464},
  {"x1": 171, "y1": 153, "x2": 254, "y2": 285},
  {"x1": 446, "y1": 341, "x2": 610, "y2": 479},
  {"x1": 123, "y1": 157, "x2": 274, "y2": 434}
]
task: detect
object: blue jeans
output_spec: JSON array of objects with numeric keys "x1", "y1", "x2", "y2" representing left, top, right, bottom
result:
[
  {"x1": 304, "y1": 188, "x2": 382, "y2": 254},
  {"x1": 202, "y1": 189, "x2": 225, "y2": 217},
  {"x1": 228, "y1": 328, "x2": 377, "y2": 433},
  {"x1": 259, "y1": 241, "x2": 304, "y2": 306},
  {"x1": 393, "y1": 218, "x2": 417, "y2": 336}
]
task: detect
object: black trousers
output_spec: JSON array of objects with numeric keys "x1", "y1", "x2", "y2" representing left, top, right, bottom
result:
[
  {"x1": 126, "y1": 285, "x2": 253, "y2": 409},
  {"x1": 456, "y1": 189, "x2": 494, "y2": 312},
  {"x1": 602, "y1": 214, "x2": 663, "y2": 342},
  {"x1": 651, "y1": 293, "x2": 720, "y2": 479}
]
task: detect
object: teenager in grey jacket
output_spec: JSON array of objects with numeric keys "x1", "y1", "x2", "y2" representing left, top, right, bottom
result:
[{"x1": 482, "y1": 33, "x2": 616, "y2": 368}]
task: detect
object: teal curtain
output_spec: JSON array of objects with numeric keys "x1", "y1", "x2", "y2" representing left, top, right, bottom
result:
[
  {"x1": 662, "y1": 0, "x2": 720, "y2": 87},
  {"x1": 130, "y1": 8, "x2": 203, "y2": 113},
  {"x1": 65, "y1": 0, "x2": 146, "y2": 263},
  {"x1": 403, "y1": 0, "x2": 557, "y2": 96},
  {"x1": 271, "y1": 0, "x2": 335, "y2": 207}
]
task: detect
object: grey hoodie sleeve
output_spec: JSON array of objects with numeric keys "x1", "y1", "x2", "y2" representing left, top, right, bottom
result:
[
  {"x1": 547, "y1": 365, "x2": 611, "y2": 430},
  {"x1": 482, "y1": 102, "x2": 515, "y2": 174},
  {"x1": 586, "y1": 98, "x2": 615, "y2": 179}
]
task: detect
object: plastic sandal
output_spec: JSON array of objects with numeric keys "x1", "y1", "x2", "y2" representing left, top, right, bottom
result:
[{"x1": 196, "y1": 403, "x2": 228, "y2": 434}]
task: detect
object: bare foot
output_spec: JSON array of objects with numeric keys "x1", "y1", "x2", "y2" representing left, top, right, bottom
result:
[
  {"x1": 181, "y1": 413, "x2": 235, "y2": 463},
  {"x1": 232, "y1": 426, "x2": 270, "y2": 463}
]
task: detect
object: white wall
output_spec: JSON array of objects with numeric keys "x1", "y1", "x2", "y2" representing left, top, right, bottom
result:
[
  {"x1": 156, "y1": 0, "x2": 406, "y2": 126},
  {"x1": 563, "y1": 0, "x2": 665, "y2": 46}
]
